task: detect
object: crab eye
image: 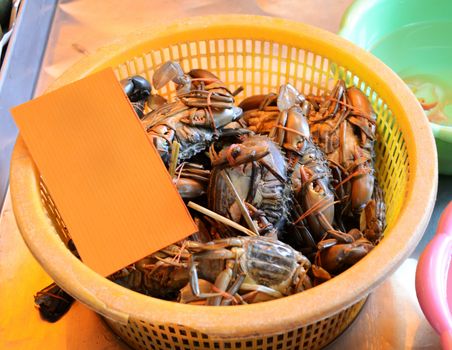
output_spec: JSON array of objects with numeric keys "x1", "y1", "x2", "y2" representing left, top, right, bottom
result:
[
  {"x1": 296, "y1": 141, "x2": 303, "y2": 150},
  {"x1": 231, "y1": 146, "x2": 241, "y2": 158}
]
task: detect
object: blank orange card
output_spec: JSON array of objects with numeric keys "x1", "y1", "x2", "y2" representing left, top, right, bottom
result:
[{"x1": 12, "y1": 68, "x2": 196, "y2": 276}]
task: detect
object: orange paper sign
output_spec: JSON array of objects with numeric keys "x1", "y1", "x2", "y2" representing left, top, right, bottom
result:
[{"x1": 11, "y1": 68, "x2": 197, "y2": 276}]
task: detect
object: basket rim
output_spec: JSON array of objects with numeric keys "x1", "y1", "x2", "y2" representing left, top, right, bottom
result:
[{"x1": 10, "y1": 14, "x2": 437, "y2": 337}]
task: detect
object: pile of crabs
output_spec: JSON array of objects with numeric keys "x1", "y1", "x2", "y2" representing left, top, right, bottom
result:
[{"x1": 113, "y1": 61, "x2": 386, "y2": 306}]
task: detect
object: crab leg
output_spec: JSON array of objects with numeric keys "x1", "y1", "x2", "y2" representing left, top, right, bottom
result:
[
  {"x1": 189, "y1": 256, "x2": 223, "y2": 299},
  {"x1": 207, "y1": 260, "x2": 235, "y2": 306},
  {"x1": 221, "y1": 273, "x2": 247, "y2": 306},
  {"x1": 239, "y1": 283, "x2": 283, "y2": 299}
]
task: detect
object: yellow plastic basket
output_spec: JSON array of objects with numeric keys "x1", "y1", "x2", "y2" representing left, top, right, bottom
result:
[{"x1": 10, "y1": 15, "x2": 437, "y2": 350}]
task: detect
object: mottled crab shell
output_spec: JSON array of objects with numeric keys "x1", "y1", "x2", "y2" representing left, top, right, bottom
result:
[
  {"x1": 240, "y1": 237, "x2": 299, "y2": 288},
  {"x1": 208, "y1": 135, "x2": 290, "y2": 233},
  {"x1": 143, "y1": 101, "x2": 243, "y2": 164}
]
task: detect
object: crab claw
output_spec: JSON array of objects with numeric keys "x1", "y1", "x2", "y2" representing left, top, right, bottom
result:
[
  {"x1": 211, "y1": 144, "x2": 269, "y2": 168},
  {"x1": 281, "y1": 105, "x2": 311, "y2": 154},
  {"x1": 174, "y1": 178, "x2": 206, "y2": 199},
  {"x1": 351, "y1": 171, "x2": 374, "y2": 213},
  {"x1": 121, "y1": 76, "x2": 152, "y2": 118},
  {"x1": 360, "y1": 185, "x2": 386, "y2": 243},
  {"x1": 324, "y1": 80, "x2": 346, "y2": 116},
  {"x1": 180, "y1": 106, "x2": 243, "y2": 129},
  {"x1": 239, "y1": 94, "x2": 277, "y2": 111},
  {"x1": 319, "y1": 237, "x2": 373, "y2": 274},
  {"x1": 153, "y1": 61, "x2": 187, "y2": 90},
  {"x1": 277, "y1": 83, "x2": 305, "y2": 111},
  {"x1": 311, "y1": 264, "x2": 332, "y2": 284},
  {"x1": 298, "y1": 166, "x2": 335, "y2": 239},
  {"x1": 350, "y1": 148, "x2": 374, "y2": 214},
  {"x1": 347, "y1": 86, "x2": 375, "y2": 121},
  {"x1": 121, "y1": 75, "x2": 151, "y2": 101},
  {"x1": 188, "y1": 69, "x2": 221, "y2": 85},
  {"x1": 273, "y1": 84, "x2": 308, "y2": 150}
]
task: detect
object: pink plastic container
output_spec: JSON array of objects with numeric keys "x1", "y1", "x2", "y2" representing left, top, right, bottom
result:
[{"x1": 416, "y1": 201, "x2": 452, "y2": 349}]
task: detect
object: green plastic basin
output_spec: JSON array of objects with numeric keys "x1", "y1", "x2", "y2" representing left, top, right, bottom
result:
[{"x1": 339, "y1": 0, "x2": 452, "y2": 174}]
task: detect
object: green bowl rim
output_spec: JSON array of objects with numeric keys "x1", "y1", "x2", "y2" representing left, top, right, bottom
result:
[{"x1": 338, "y1": 0, "x2": 452, "y2": 143}]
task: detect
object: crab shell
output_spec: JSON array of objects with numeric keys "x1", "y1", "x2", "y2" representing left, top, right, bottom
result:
[
  {"x1": 192, "y1": 237, "x2": 311, "y2": 298},
  {"x1": 208, "y1": 135, "x2": 290, "y2": 235},
  {"x1": 239, "y1": 237, "x2": 309, "y2": 295},
  {"x1": 142, "y1": 101, "x2": 242, "y2": 164}
]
